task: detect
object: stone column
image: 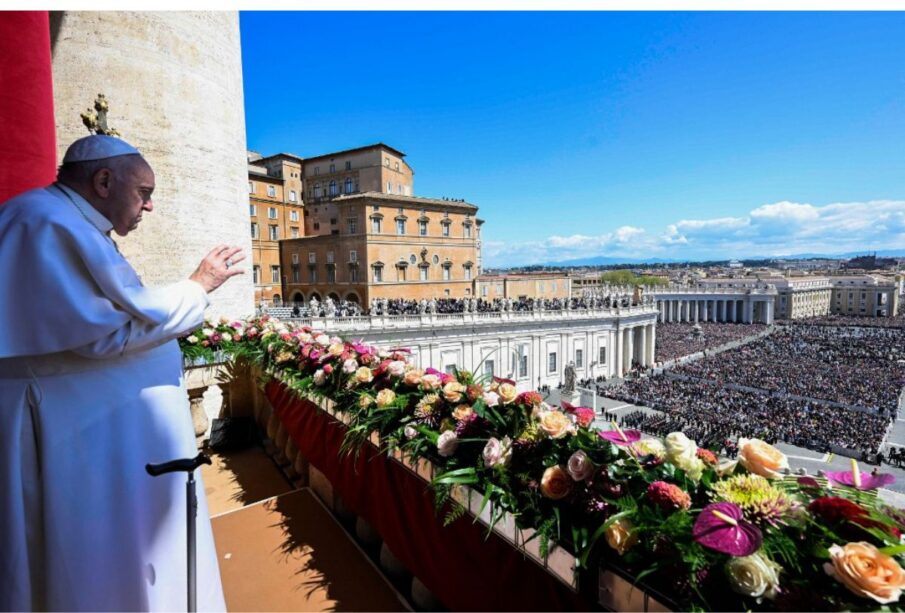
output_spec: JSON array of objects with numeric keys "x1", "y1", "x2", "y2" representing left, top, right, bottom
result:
[
  {"x1": 647, "y1": 324, "x2": 656, "y2": 366},
  {"x1": 625, "y1": 328, "x2": 634, "y2": 374},
  {"x1": 638, "y1": 326, "x2": 646, "y2": 367},
  {"x1": 614, "y1": 328, "x2": 623, "y2": 379},
  {"x1": 764, "y1": 301, "x2": 774, "y2": 325},
  {"x1": 51, "y1": 12, "x2": 253, "y2": 316}
]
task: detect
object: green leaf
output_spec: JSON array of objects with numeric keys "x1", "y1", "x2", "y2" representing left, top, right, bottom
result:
[
  {"x1": 880, "y1": 544, "x2": 905, "y2": 557},
  {"x1": 432, "y1": 467, "x2": 478, "y2": 486}
]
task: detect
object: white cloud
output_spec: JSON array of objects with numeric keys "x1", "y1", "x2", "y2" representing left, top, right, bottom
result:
[{"x1": 483, "y1": 199, "x2": 905, "y2": 267}]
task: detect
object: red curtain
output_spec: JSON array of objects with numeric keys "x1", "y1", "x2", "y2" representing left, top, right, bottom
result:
[
  {"x1": 266, "y1": 381, "x2": 593, "y2": 611},
  {"x1": 0, "y1": 11, "x2": 56, "y2": 204}
]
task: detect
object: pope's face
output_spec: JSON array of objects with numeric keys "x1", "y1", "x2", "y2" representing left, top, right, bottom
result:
[{"x1": 108, "y1": 158, "x2": 155, "y2": 236}]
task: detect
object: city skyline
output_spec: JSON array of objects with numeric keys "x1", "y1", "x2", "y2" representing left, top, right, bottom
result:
[{"x1": 240, "y1": 12, "x2": 905, "y2": 267}]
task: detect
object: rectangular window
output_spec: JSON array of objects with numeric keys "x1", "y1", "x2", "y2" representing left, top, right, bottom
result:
[
  {"x1": 252, "y1": 265, "x2": 260, "y2": 284},
  {"x1": 348, "y1": 217, "x2": 358, "y2": 234},
  {"x1": 576, "y1": 349, "x2": 583, "y2": 368},
  {"x1": 465, "y1": 267, "x2": 472, "y2": 281},
  {"x1": 267, "y1": 185, "x2": 276, "y2": 197},
  {"x1": 599, "y1": 346, "x2": 606, "y2": 364},
  {"x1": 290, "y1": 227, "x2": 299, "y2": 238},
  {"x1": 326, "y1": 251, "x2": 334, "y2": 264},
  {"x1": 249, "y1": 204, "x2": 256, "y2": 216},
  {"x1": 290, "y1": 210, "x2": 299, "y2": 222},
  {"x1": 396, "y1": 219, "x2": 406, "y2": 235},
  {"x1": 397, "y1": 267, "x2": 406, "y2": 282},
  {"x1": 483, "y1": 360, "x2": 494, "y2": 378},
  {"x1": 349, "y1": 266, "x2": 359, "y2": 282},
  {"x1": 443, "y1": 267, "x2": 451, "y2": 281},
  {"x1": 442, "y1": 224, "x2": 450, "y2": 237},
  {"x1": 327, "y1": 267, "x2": 336, "y2": 283},
  {"x1": 386, "y1": 182, "x2": 392, "y2": 194},
  {"x1": 248, "y1": 181, "x2": 254, "y2": 194},
  {"x1": 308, "y1": 252, "x2": 316, "y2": 264},
  {"x1": 268, "y1": 225, "x2": 278, "y2": 240},
  {"x1": 519, "y1": 354, "x2": 528, "y2": 378},
  {"x1": 289, "y1": 190, "x2": 297, "y2": 203},
  {"x1": 464, "y1": 224, "x2": 472, "y2": 238},
  {"x1": 270, "y1": 265, "x2": 279, "y2": 283},
  {"x1": 268, "y1": 207, "x2": 277, "y2": 219},
  {"x1": 419, "y1": 267, "x2": 428, "y2": 281},
  {"x1": 291, "y1": 253, "x2": 299, "y2": 265},
  {"x1": 548, "y1": 352, "x2": 557, "y2": 374},
  {"x1": 250, "y1": 222, "x2": 259, "y2": 238},
  {"x1": 345, "y1": 161, "x2": 351, "y2": 170},
  {"x1": 372, "y1": 218, "x2": 382, "y2": 233},
  {"x1": 292, "y1": 267, "x2": 299, "y2": 283},
  {"x1": 419, "y1": 220, "x2": 427, "y2": 236},
  {"x1": 310, "y1": 267, "x2": 317, "y2": 283},
  {"x1": 349, "y1": 250, "x2": 357, "y2": 263},
  {"x1": 329, "y1": 163, "x2": 335, "y2": 173},
  {"x1": 373, "y1": 267, "x2": 383, "y2": 283}
]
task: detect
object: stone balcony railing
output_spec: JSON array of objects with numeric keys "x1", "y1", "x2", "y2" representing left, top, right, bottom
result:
[
  {"x1": 283, "y1": 304, "x2": 660, "y2": 332},
  {"x1": 648, "y1": 286, "x2": 778, "y2": 296}
]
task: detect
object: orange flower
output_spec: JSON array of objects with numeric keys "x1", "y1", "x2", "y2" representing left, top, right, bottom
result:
[
  {"x1": 540, "y1": 465, "x2": 572, "y2": 500},
  {"x1": 824, "y1": 542, "x2": 905, "y2": 604}
]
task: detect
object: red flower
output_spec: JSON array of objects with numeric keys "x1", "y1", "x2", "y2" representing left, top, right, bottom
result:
[
  {"x1": 517, "y1": 391, "x2": 544, "y2": 406},
  {"x1": 466, "y1": 384, "x2": 484, "y2": 402},
  {"x1": 323, "y1": 364, "x2": 333, "y2": 375},
  {"x1": 696, "y1": 448, "x2": 718, "y2": 465},
  {"x1": 646, "y1": 481, "x2": 692, "y2": 512},
  {"x1": 808, "y1": 496, "x2": 893, "y2": 536}
]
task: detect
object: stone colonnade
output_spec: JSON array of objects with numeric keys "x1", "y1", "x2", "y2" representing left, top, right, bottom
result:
[{"x1": 656, "y1": 297, "x2": 774, "y2": 325}]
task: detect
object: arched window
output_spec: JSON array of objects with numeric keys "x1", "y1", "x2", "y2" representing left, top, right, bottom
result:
[
  {"x1": 329, "y1": 180, "x2": 337, "y2": 196},
  {"x1": 313, "y1": 183, "x2": 321, "y2": 198},
  {"x1": 344, "y1": 177, "x2": 353, "y2": 194}
]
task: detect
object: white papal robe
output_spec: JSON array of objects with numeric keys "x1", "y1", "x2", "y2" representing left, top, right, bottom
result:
[{"x1": 0, "y1": 184, "x2": 226, "y2": 612}]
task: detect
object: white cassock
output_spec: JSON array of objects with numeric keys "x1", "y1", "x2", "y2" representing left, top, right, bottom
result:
[{"x1": 0, "y1": 184, "x2": 226, "y2": 612}]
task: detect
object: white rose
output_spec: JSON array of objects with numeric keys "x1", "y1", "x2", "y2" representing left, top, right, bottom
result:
[
  {"x1": 437, "y1": 431, "x2": 459, "y2": 457},
  {"x1": 313, "y1": 369, "x2": 326, "y2": 386},
  {"x1": 343, "y1": 358, "x2": 359, "y2": 374},
  {"x1": 404, "y1": 425, "x2": 418, "y2": 440},
  {"x1": 482, "y1": 436, "x2": 512, "y2": 468},
  {"x1": 665, "y1": 432, "x2": 697, "y2": 465},
  {"x1": 186, "y1": 335, "x2": 199, "y2": 344},
  {"x1": 633, "y1": 438, "x2": 666, "y2": 459},
  {"x1": 726, "y1": 552, "x2": 782, "y2": 603},
  {"x1": 483, "y1": 391, "x2": 500, "y2": 407},
  {"x1": 314, "y1": 334, "x2": 330, "y2": 347},
  {"x1": 567, "y1": 450, "x2": 594, "y2": 481},
  {"x1": 387, "y1": 360, "x2": 407, "y2": 377},
  {"x1": 202, "y1": 328, "x2": 214, "y2": 337}
]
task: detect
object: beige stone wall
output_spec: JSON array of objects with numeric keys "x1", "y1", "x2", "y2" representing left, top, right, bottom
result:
[
  {"x1": 52, "y1": 11, "x2": 254, "y2": 317},
  {"x1": 476, "y1": 275, "x2": 571, "y2": 300}
]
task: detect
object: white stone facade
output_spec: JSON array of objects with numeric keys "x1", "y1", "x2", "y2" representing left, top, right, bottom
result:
[
  {"x1": 297, "y1": 306, "x2": 659, "y2": 390},
  {"x1": 649, "y1": 286, "x2": 778, "y2": 324},
  {"x1": 51, "y1": 11, "x2": 254, "y2": 317}
]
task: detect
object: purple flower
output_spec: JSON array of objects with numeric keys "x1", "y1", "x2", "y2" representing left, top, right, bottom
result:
[
  {"x1": 599, "y1": 426, "x2": 642, "y2": 446},
  {"x1": 825, "y1": 467, "x2": 895, "y2": 491},
  {"x1": 693, "y1": 502, "x2": 763, "y2": 557}
]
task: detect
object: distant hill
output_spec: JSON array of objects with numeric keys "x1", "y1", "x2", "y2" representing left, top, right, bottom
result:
[{"x1": 537, "y1": 250, "x2": 905, "y2": 268}]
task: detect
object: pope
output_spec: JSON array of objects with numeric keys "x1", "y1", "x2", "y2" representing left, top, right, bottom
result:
[{"x1": 0, "y1": 135, "x2": 239, "y2": 611}]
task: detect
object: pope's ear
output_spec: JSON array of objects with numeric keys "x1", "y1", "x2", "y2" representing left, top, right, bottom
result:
[{"x1": 92, "y1": 168, "x2": 114, "y2": 198}]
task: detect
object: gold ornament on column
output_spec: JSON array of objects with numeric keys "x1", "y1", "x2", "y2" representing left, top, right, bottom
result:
[{"x1": 80, "y1": 93, "x2": 121, "y2": 136}]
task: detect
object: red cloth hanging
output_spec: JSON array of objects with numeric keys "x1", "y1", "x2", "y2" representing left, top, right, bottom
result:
[
  {"x1": 0, "y1": 11, "x2": 56, "y2": 204},
  {"x1": 266, "y1": 381, "x2": 594, "y2": 611}
]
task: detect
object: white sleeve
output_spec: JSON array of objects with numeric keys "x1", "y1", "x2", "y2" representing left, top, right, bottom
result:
[{"x1": 71, "y1": 280, "x2": 210, "y2": 359}]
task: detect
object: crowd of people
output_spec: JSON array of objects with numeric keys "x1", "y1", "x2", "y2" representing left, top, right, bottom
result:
[
  {"x1": 654, "y1": 322, "x2": 768, "y2": 363},
  {"x1": 673, "y1": 324, "x2": 905, "y2": 413},
  {"x1": 610, "y1": 377, "x2": 892, "y2": 456},
  {"x1": 798, "y1": 313, "x2": 905, "y2": 330},
  {"x1": 369, "y1": 294, "x2": 648, "y2": 316}
]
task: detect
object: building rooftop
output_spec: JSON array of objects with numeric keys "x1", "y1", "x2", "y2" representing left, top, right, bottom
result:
[
  {"x1": 332, "y1": 191, "x2": 478, "y2": 212},
  {"x1": 301, "y1": 143, "x2": 407, "y2": 163}
]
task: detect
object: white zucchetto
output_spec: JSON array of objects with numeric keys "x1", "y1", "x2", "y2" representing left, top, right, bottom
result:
[{"x1": 62, "y1": 134, "x2": 140, "y2": 163}]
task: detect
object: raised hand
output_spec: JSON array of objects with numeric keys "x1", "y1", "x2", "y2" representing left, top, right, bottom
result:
[{"x1": 189, "y1": 245, "x2": 246, "y2": 293}]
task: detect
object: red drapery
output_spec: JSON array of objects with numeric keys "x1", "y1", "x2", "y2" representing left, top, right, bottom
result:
[
  {"x1": 266, "y1": 381, "x2": 594, "y2": 612},
  {"x1": 0, "y1": 11, "x2": 56, "y2": 204}
]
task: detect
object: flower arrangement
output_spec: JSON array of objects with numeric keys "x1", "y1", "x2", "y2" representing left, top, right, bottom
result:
[{"x1": 181, "y1": 315, "x2": 905, "y2": 611}]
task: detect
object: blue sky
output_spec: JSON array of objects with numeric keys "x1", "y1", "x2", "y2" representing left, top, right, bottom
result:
[{"x1": 240, "y1": 12, "x2": 905, "y2": 267}]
